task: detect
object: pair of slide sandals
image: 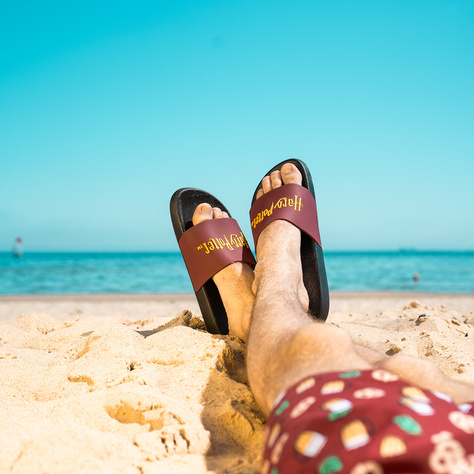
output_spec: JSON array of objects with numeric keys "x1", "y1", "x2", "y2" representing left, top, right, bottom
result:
[{"x1": 169, "y1": 159, "x2": 329, "y2": 334}]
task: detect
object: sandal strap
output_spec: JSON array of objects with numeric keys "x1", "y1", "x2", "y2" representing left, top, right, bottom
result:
[
  {"x1": 178, "y1": 218, "x2": 256, "y2": 292},
  {"x1": 249, "y1": 184, "x2": 321, "y2": 248}
]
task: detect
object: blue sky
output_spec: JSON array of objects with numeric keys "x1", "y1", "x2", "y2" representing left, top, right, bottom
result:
[{"x1": 1, "y1": 0, "x2": 473, "y2": 252}]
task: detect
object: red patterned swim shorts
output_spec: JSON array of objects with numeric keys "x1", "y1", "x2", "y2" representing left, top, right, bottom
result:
[{"x1": 263, "y1": 369, "x2": 474, "y2": 473}]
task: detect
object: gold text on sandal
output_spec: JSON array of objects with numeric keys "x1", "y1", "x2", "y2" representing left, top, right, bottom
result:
[
  {"x1": 251, "y1": 195, "x2": 303, "y2": 229},
  {"x1": 197, "y1": 232, "x2": 250, "y2": 254}
]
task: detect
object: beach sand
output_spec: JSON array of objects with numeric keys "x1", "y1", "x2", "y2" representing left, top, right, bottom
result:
[{"x1": 0, "y1": 292, "x2": 473, "y2": 473}]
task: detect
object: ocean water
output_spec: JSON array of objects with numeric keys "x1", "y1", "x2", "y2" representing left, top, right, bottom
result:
[{"x1": 0, "y1": 251, "x2": 473, "y2": 295}]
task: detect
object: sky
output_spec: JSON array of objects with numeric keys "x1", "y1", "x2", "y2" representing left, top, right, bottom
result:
[{"x1": 1, "y1": 0, "x2": 473, "y2": 252}]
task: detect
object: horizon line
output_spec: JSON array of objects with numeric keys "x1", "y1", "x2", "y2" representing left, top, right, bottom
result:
[{"x1": 1, "y1": 248, "x2": 474, "y2": 254}]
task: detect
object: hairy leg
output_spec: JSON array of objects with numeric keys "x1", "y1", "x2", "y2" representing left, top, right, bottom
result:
[
  {"x1": 246, "y1": 165, "x2": 371, "y2": 415},
  {"x1": 245, "y1": 163, "x2": 474, "y2": 415},
  {"x1": 377, "y1": 354, "x2": 474, "y2": 404},
  {"x1": 353, "y1": 338, "x2": 474, "y2": 403},
  {"x1": 190, "y1": 171, "x2": 474, "y2": 416}
]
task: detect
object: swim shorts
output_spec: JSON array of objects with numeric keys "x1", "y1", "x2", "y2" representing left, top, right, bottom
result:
[{"x1": 263, "y1": 369, "x2": 474, "y2": 473}]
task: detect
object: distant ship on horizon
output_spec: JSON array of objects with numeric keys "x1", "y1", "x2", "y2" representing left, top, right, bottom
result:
[{"x1": 12, "y1": 237, "x2": 23, "y2": 258}]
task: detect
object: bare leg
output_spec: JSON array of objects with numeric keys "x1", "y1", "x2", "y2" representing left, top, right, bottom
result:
[
  {"x1": 192, "y1": 169, "x2": 474, "y2": 416},
  {"x1": 193, "y1": 194, "x2": 370, "y2": 416},
  {"x1": 245, "y1": 163, "x2": 474, "y2": 415},
  {"x1": 376, "y1": 354, "x2": 474, "y2": 404},
  {"x1": 353, "y1": 338, "x2": 474, "y2": 403},
  {"x1": 355, "y1": 344, "x2": 474, "y2": 403},
  {"x1": 246, "y1": 165, "x2": 371, "y2": 415}
]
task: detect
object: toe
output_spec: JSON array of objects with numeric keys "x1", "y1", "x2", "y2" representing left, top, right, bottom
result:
[
  {"x1": 256, "y1": 188, "x2": 264, "y2": 200},
  {"x1": 281, "y1": 163, "x2": 302, "y2": 185},
  {"x1": 212, "y1": 207, "x2": 226, "y2": 219},
  {"x1": 270, "y1": 170, "x2": 282, "y2": 189},
  {"x1": 192, "y1": 202, "x2": 214, "y2": 226},
  {"x1": 262, "y1": 176, "x2": 272, "y2": 194}
]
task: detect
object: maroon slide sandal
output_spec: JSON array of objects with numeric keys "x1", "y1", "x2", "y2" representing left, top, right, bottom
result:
[
  {"x1": 170, "y1": 188, "x2": 256, "y2": 334},
  {"x1": 249, "y1": 159, "x2": 329, "y2": 321}
]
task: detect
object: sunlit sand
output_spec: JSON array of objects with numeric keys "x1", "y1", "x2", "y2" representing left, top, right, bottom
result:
[{"x1": 0, "y1": 292, "x2": 472, "y2": 473}]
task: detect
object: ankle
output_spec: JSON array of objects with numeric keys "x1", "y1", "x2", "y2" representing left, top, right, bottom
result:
[
  {"x1": 253, "y1": 258, "x2": 301, "y2": 302},
  {"x1": 213, "y1": 263, "x2": 254, "y2": 341}
]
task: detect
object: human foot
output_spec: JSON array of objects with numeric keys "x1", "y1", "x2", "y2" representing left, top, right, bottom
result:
[
  {"x1": 192, "y1": 203, "x2": 255, "y2": 341},
  {"x1": 252, "y1": 163, "x2": 310, "y2": 310}
]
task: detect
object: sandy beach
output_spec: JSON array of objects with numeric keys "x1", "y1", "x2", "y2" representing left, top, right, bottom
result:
[{"x1": 0, "y1": 292, "x2": 473, "y2": 473}]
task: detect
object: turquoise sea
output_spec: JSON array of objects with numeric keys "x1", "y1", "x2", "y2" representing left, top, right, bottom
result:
[{"x1": 0, "y1": 251, "x2": 473, "y2": 295}]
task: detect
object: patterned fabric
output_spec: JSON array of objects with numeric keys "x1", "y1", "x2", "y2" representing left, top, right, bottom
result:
[{"x1": 263, "y1": 369, "x2": 474, "y2": 473}]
